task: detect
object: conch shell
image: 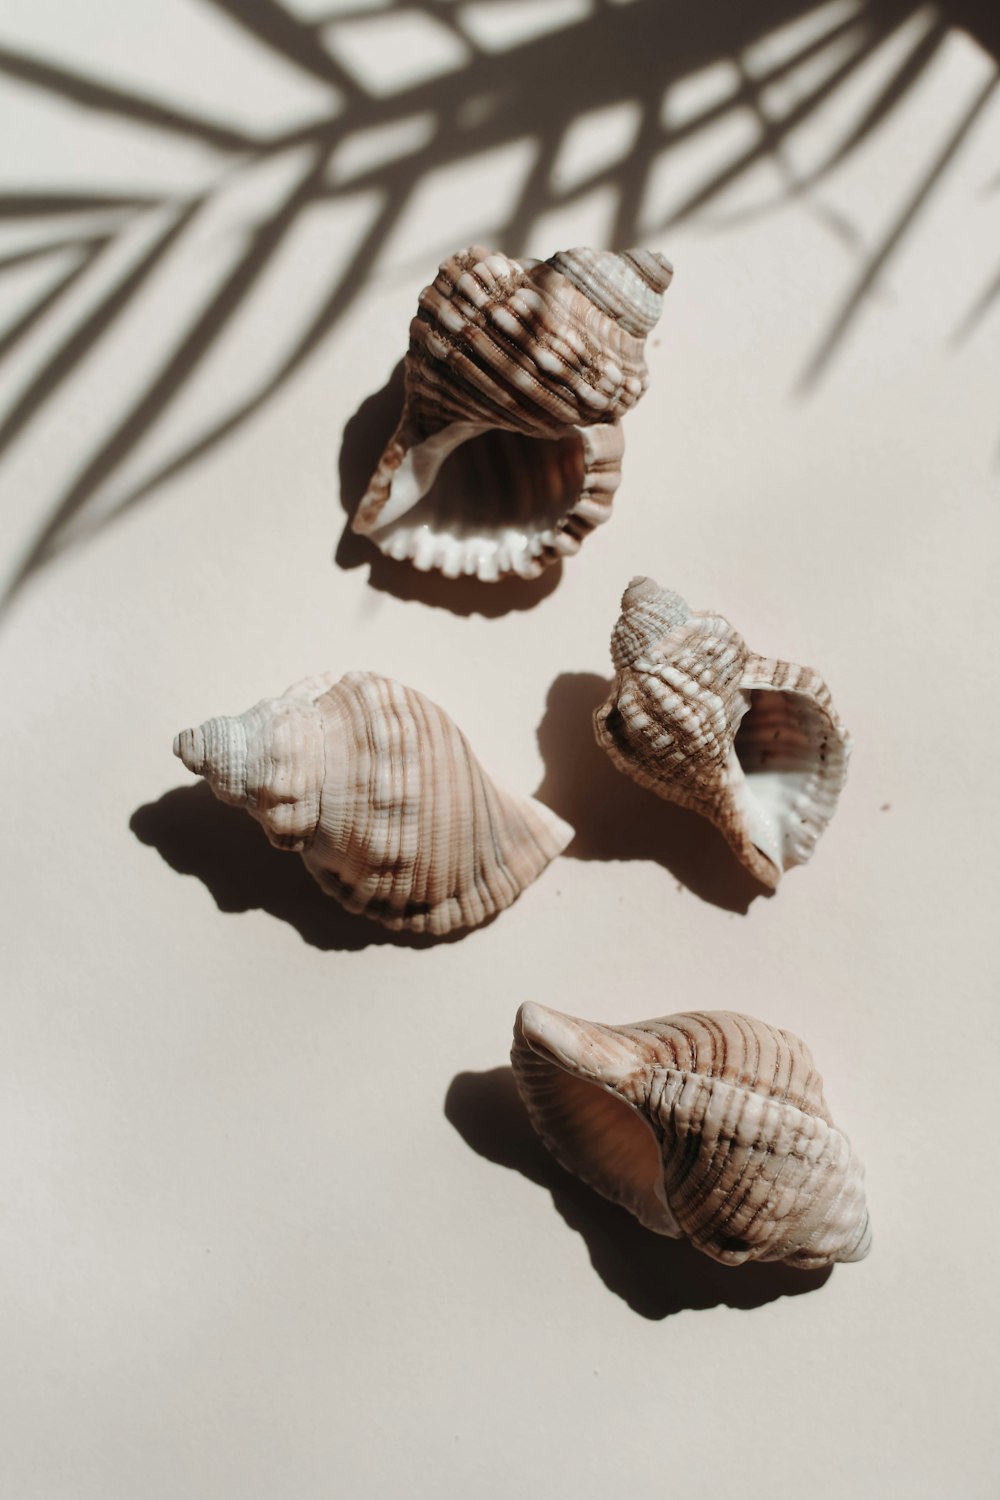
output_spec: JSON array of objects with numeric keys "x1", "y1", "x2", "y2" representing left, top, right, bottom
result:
[
  {"x1": 511, "y1": 1004, "x2": 871, "y2": 1269},
  {"x1": 352, "y1": 246, "x2": 673, "y2": 582},
  {"x1": 594, "y1": 577, "x2": 850, "y2": 888},
  {"x1": 173, "y1": 671, "x2": 573, "y2": 935}
]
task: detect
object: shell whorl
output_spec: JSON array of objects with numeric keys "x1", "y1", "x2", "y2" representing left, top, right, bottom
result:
[
  {"x1": 610, "y1": 575, "x2": 690, "y2": 670},
  {"x1": 595, "y1": 577, "x2": 851, "y2": 887},
  {"x1": 512, "y1": 1004, "x2": 871, "y2": 1269},
  {"x1": 174, "y1": 716, "x2": 249, "y2": 805},
  {"x1": 351, "y1": 244, "x2": 672, "y2": 581},
  {"x1": 546, "y1": 248, "x2": 673, "y2": 337},
  {"x1": 173, "y1": 696, "x2": 326, "y2": 851},
  {"x1": 175, "y1": 672, "x2": 573, "y2": 935}
]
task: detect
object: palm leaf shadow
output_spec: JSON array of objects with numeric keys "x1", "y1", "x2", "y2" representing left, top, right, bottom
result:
[{"x1": 0, "y1": 0, "x2": 996, "y2": 609}]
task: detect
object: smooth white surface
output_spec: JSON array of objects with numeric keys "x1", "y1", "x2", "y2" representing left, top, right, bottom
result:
[{"x1": 1, "y1": 4, "x2": 999, "y2": 1497}]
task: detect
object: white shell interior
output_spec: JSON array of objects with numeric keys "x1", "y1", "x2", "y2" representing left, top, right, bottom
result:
[
  {"x1": 730, "y1": 688, "x2": 842, "y2": 873},
  {"x1": 367, "y1": 421, "x2": 586, "y2": 580},
  {"x1": 521, "y1": 1034, "x2": 679, "y2": 1238}
]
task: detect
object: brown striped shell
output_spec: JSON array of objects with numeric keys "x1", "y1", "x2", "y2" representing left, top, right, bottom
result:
[
  {"x1": 594, "y1": 577, "x2": 851, "y2": 888},
  {"x1": 173, "y1": 671, "x2": 572, "y2": 935},
  {"x1": 352, "y1": 246, "x2": 672, "y2": 582},
  {"x1": 511, "y1": 1004, "x2": 871, "y2": 1269}
]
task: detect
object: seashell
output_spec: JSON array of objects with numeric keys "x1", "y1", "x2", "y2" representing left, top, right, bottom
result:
[
  {"x1": 173, "y1": 671, "x2": 573, "y2": 935},
  {"x1": 511, "y1": 1003, "x2": 871, "y2": 1269},
  {"x1": 594, "y1": 577, "x2": 850, "y2": 888},
  {"x1": 352, "y1": 246, "x2": 673, "y2": 582}
]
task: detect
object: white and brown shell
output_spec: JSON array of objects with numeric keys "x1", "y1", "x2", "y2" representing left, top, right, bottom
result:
[
  {"x1": 173, "y1": 671, "x2": 572, "y2": 935},
  {"x1": 594, "y1": 577, "x2": 850, "y2": 888},
  {"x1": 512, "y1": 1004, "x2": 871, "y2": 1269},
  {"x1": 352, "y1": 246, "x2": 672, "y2": 582}
]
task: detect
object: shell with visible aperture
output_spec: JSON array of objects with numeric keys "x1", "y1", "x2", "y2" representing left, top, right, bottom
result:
[
  {"x1": 173, "y1": 671, "x2": 573, "y2": 935},
  {"x1": 511, "y1": 1003, "x2": 871, "y2": 1269},
  {"x1": 352, "y1": 246, "x2": 673, "y2": 582},
  {"x1": 594, "y1": 577, "x2": 850, "y2": 888}
]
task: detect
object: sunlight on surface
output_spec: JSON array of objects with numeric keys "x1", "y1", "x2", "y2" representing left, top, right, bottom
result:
[
  {"x1": 324, "y1": 9, "x2": 470, "y2": 95},
  {"x1": 642, "y1": 109, "x2": 769, "y2": 231},
  {"x1": 289, "y1": 0, "x2": 391, "y2": 14},
  {"x1": 529, "y1": 183, "x2": 622, "y2": 256},
  {"x1": 742, "y1": 0, "x2": 863, "y2": 74},
  {"x1": 459, "y1": 0, "x2": 591, "y2": 52},
  {"x1": 376, "y1": 137, "x2": 538, "y2": 269},
  {"x1": 88, "y1": 189, "x2": 386, "y2": 520},
  {"x1": 0, "y1": 0, "x2": 997, "y2": 604},
  {"x1": 755, "y1": 27, "x2": 873, "y2": 115},
  {"x1": 0, "y1": 0, "x2": 343, "y2": 134},
  {"x1": 550, "y1": 101, "x2": 643, "y2": 195},
  {"x1": 661, "y1": 61, "x2": 743, "y2": 130},
  {"x1": 327, "y1": 113, "x2": 438, "y2": 184}
]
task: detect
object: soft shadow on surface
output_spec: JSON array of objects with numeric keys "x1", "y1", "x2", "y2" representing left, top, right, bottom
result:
[
  {"x1": 534, "y1": 672, "x2": 770, "y2": 914},
  {"x1": 335, "y1": 360, "x2": 563, "y2": 617},
  {"x1": 3, "y1": 0, "x2": 997, "y2": 610},
  {"x1": 446, "y1": 1068, "x2": 832, "y2": 1320},
  {"x1": 130, "y1": 782, "x2": 482, "y2": 951}
]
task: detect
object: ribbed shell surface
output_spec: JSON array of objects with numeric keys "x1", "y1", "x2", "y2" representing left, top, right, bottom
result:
[
  {"x1": 352, "y1": 246, "x2": 672, "y2": 579},
  {"x1": 405, "y1": 246, "x2": 670, "y2": 437},
  {"x1": 303, "y1": 673, "x2": 572, "y2": 934},
  {"x1": 511, "y1": 1005, "x2": 871, "y2": 1269},
  {"x1": 594, "y1": 579, "x2": 850, "y2": 887}
]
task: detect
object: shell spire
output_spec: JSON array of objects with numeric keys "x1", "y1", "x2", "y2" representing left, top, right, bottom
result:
[
  {"x1": 610, "y1": 575, "x2": 690, "y2": 670},
  {"x1": 546, "y1": 248, "x2": 673, "y2": 336},
  {"x1": 174, "y1": 692, "x2": 326, "y2": 851},
  {"x1": 174, "y1": 671, "x2": 573, "y2": 935},
  {"x1": 595, "y1": 577, "x2": 851, "y2": 887},
  {"x1": 512, "y1": 1003, "x2": 872, "y2": 1269},
  {"x1": 351, "y1": 244, "x2": 672, "y2": 583}
]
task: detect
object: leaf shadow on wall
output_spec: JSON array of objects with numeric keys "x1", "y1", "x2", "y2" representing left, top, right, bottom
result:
[
  {"x1": 2, "y1": 0, "x2": 997, "y2": 612},
  {"x1": 534, "y1": 671, "x2": 771, "y2": 914},
  {"x1": 129, "y1": 782, "x2": 487, "y2": 952},
  {"x1": 445, "y1": 1067, "x2": 832, "y2": 1319},
  {"x1": 334, "y1": 358, "x2": 564, "y2": 617}
]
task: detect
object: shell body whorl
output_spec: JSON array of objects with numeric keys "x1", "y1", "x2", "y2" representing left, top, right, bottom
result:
[
  {"x1": 352, "y1": 246, "x2": 672, "y2": 582},
  {"x1": 594, "y1": 577, "x2": 850, "y2": 887},
  {"x1": 511, "y1": 1004, "x2": 871, "y2": 1269},
  {"x1": 174, "y1": 672, "x2": 573, "y2": 934}
]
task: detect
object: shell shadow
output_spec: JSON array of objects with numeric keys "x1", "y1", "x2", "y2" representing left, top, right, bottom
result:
[
  {"x1": 445, "y1": 1067, "x2": 832, "y2": 1320},
  {"x1": 334, "y1": 359, "x2": 563, "y2": 617},
  {"x1": 534, "y1": 672, "x2": 771, "y2": 914},
  {"x1": 130, "y1": 782, "x2": 486, "y2": 952}
]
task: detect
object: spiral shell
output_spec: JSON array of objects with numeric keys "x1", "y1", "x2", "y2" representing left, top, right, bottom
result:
[
  {"x1": 174, "y1": 671, "x2": 573, "y2": 935},
  {"x1": 594, "y1": 577, "x2": 850, "y2": 888},
  {"x1": 511, "y1": 1004, "x2": 871, "y2": 1269},
  {"x1": 352, "y1": 246, "x2": 672, "y2": 582}
]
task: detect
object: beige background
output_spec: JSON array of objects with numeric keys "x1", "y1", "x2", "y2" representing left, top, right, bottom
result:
[{"x1": 2, "y1": 2, "x2": 998, "y2": 1495}]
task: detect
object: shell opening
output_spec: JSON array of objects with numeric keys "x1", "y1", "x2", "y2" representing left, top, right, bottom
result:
[
  {"x1": 732, "y1": 689, "x2": 847, "y2": 873},
  {"x1": 366, "y1": 424, "x2": 587, "y2": 582},
  {"x1": 512, "y1": 1009, "x2": 678, "y2": 1238}
]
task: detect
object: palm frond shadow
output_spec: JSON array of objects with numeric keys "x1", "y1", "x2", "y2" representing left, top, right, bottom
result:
[{"x1": 0, "y1": 0, "x2": 996, "y2": 610}]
